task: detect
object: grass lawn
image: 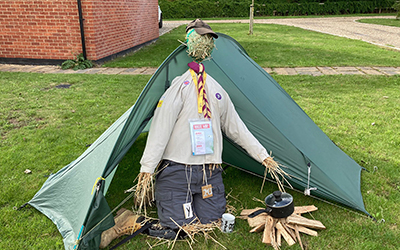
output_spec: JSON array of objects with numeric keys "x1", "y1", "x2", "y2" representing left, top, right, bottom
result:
[
  {"x1": 161, "y1": 13, "x2": 397, "y2": 21},
  {"x1": 215, "y1": 13, "x2": 397, "y2": 20},
  {"x1": 0, "y1": 71, "x2": 399, "y2": 249},
  {"x1": 2, "y1": 16, "x2": 400, "y2": 250},
  {"x1": 103, "y1": 23, "x2": 400, "y2": 68},
  {"x1": 357, "y1": 18, "x2": 400, "y2": 27}
]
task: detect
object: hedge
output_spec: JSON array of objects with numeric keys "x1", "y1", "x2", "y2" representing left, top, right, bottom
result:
[{"x1": 159, "y1": 0, "x2": 396, "y2": 18}]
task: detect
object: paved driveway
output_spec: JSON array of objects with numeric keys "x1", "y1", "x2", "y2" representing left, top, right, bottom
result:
[{"x1": 162, "y1": 16, "x2": 400, "y2": 50}]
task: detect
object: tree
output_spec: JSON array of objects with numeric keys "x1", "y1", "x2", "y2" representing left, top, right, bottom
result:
[{"x1": 393, "y1": 1, "x2": 400, "y2": 19}]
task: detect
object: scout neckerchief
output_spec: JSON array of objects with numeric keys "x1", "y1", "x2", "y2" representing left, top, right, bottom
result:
[
  {"x1": 188, "y1": 62, "x2": 211, "y2": 119},
  {"x1": 188, "y1": 62, "x2": 214, "y2": 199}
]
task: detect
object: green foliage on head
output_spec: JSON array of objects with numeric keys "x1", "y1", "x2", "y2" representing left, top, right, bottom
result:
[{"x1": 185, "y1": 29, "x2": 215, "y2": 62}]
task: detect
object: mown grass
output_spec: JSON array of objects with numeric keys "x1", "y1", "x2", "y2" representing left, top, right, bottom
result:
[
  {"x1": 0, "y1": 73, "x2": 149, "y2": 249},
  {"x1": 103, "y1": 23, "x2": 400, "y2": 68},
  {"x1": 162, "y1": 13, "x2": 396, "y2": 21},
  {"x1": 357, "y1": 18, "x2": 400, "y2": 27},
  {"x1": 2, "y1": 16, "x2": 400, "y2": 250},
  {"x1": 0, "y1": 71, "x2": 399, "y2": 250}
]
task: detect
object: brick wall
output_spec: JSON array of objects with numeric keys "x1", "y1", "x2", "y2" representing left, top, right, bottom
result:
[
  {"x1": 84, "y1": 0, "x2": 159, "y2": 61},
  {"x1": 0, "y1": 0, "x2": 159, "y2": 64},
  {"x1": 0, "y1": 0, "x2": 81, "y2": 61}
]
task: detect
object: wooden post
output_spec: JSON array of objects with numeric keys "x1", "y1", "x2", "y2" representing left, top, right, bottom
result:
[{"x1": 249, "y1": 0, "x2": 254, "y2": 35}]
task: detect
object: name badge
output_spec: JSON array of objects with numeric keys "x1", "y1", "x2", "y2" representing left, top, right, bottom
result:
[{"x1": 189, "y1": 119, "x2": 214, "y2": 155}]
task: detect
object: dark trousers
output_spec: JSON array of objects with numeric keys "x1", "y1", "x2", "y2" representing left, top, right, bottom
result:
[{"x1": 155, "y1": 161, "x2": 226, "y2": 229}]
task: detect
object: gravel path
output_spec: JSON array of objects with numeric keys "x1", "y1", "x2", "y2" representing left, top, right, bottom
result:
[{"x1": 161, "y1": 16, "x2": 400, "y2": 50}]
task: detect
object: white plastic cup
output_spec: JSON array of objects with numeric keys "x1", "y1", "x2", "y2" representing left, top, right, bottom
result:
[{"x1": 220, "y1": 213, "x2": 235, "y2": 233}]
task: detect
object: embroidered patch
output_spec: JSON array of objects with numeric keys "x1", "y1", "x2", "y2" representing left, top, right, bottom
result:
[
  {"x1": 215, "y1": 93, "x2": 222, "y2": 100},
  {"x1": 157, "y1": 100, "x2": 163, "y2": 108},
  {"x1": 183, "y1": 80, "x2": 190, "y2": 85}
]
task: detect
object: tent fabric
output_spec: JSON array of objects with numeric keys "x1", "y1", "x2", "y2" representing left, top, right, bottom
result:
[
  {"x1": 28, "y1": 33, "x2": 368, "y2": 250},
  {"x1": 28, "y1": 107, "x2": 130, "y2": 249}
]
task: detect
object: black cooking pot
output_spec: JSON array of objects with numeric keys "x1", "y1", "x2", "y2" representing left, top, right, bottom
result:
[{"x1": 248, "y1": 191, "x2": 294, "y2": 218}]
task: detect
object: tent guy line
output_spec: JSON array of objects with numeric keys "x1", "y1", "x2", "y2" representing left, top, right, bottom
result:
[{"x1": 227, "y1": 162, "x2": 371, "y2": 220}]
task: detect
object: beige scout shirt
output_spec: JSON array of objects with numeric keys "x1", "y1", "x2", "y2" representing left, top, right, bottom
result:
[{"x1": 140, "y1": 69, "x2": 270, "y2": 173}]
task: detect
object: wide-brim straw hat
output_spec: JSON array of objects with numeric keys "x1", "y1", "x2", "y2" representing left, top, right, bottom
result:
[{"x1": 186, "y1": 19, "x2": 218, "y2": 39}]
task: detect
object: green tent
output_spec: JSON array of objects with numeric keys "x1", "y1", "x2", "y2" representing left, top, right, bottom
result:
[{"x1": 28, "y1": 33, "x2": 368, "y2": 250}]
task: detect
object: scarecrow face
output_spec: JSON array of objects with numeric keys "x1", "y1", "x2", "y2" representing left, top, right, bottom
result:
[{"x1": 186, "y1": 29, "x2": 215, "y2": 62}]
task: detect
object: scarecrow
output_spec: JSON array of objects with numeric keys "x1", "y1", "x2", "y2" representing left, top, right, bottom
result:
[
  {"x1": 136, "y1": 19, "x2": 281, "y2": 237},
  {"x1": 100, "y1": 19, "x2": 282, "y2": 246}
]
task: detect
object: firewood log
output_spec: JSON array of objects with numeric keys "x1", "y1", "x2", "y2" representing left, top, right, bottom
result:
[
  {"x1": 276, "y1": 228, "x2": 282, "y2": 246},
  {"x1": 294, "y1": 205, "x2": 318, "y2": 214},
  {"x1": 240, "y1": 207, "x2": 265, "y2": 216},
  {"x1": 287, "y1": 214, "x2": 326, "y2": 230},
  {"x1": 286, "y1": 223, "x2": 318, "y2": 237},
  {"x1": 294, "y1": 224, "x2": 304, "y2": 250},
  {"x1": 275, "y1": 221, "x2": 296, "y2": 246},
  {"x1": 262, "y1": 216, "x2": 275, "y2": 245},
  {"x1": 248, "y1": 213, "x2": 268, "y2": 228},
  {"x1": 249, "y1": 222, "x2": 265, "y2": 233}
]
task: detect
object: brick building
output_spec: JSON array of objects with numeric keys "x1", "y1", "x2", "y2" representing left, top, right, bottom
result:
[{"x1": 0, "y1": 0, "x2": 159, "y2": 65}]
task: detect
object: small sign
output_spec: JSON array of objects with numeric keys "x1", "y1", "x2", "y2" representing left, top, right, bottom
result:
[
  {"x1": 202, "y1": 184, "x2": 213, "y2": 199},
  {"x1": 183, "y1": 202, "x2": 193, "y2": 219}
]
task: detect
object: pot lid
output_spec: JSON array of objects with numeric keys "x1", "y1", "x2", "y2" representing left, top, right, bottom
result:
[{"x1": 265, "y1": 191, "x2": 293, "y2": 208}]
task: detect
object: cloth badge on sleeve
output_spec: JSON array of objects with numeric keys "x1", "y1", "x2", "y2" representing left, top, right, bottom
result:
[
  {"x1": 215, "y1": 93, "x2": 222, "y2": 100},
  {"x1": 157, "y1": 96, "x2": 165, "y2": 108},
  {"x1": 183, "y1": 80, "x2": 190, "y2": 86}
]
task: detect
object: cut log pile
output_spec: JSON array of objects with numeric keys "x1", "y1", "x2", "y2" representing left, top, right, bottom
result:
[{"x1": 240, "y1": 205, "x2": 325, "y2": 250}]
